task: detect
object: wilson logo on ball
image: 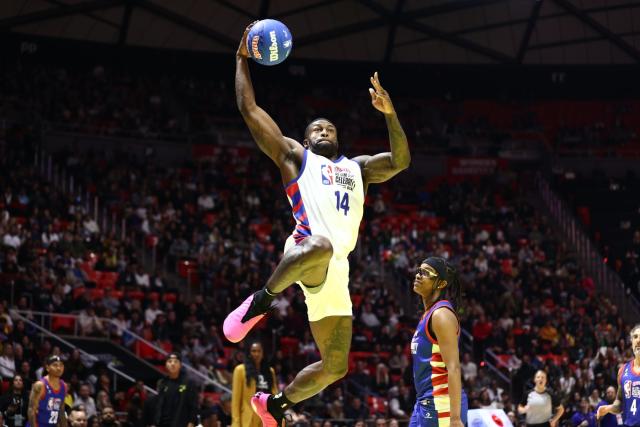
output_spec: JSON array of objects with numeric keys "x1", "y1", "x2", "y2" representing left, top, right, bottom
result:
[
  {"x1": 269, "y1": 30, "x2": 278, "y2": 62},
  {"x1": 246, "y1": 19, "x2": 292, "y2": 66}
]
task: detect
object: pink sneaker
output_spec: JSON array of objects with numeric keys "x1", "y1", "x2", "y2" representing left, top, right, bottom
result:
[
  {"x1": 250, "y1": 392, "x2": 282, "y2": 427},
  {"x1": 223, "y1": 293, "x2": 266, "y2": 343}
]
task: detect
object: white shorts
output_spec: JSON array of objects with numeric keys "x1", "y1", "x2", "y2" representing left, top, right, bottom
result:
[{"x1": 284, "y1": 235, "x2": 353, "y2": 322}]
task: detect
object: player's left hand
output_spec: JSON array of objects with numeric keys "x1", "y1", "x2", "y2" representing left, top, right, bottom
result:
[
  {"x1": 450, "y1": 418, "x2": 465, "y2": 427},
  {"x1": 369, "y1": 71, "x2": 395, "y2": 115}
]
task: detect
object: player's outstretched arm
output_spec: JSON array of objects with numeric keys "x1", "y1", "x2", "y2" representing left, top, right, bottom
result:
[
  {"x1": 353, "y1": 72, "x2": 410, "y2": 187},
  {"x1": 28, "y1": 380, "x2": 43, "y2": 426},
  {"x1": 598, "y1": 386, "x2": 623, "y2": 419},
  {"x1": 235, "y1": 23, "x2": 303, "y2": 167}
]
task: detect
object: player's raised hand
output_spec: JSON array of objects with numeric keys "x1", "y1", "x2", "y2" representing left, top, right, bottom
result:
[
  {"x1": 369, "y1": 71, "x2": 395, "y2": 115},
  {"x1": 237, "y1": 21, "x2": 258, "y2": 58}
]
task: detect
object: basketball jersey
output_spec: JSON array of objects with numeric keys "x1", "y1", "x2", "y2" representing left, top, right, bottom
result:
[
  {"x1": 619, "y1": 360, "x2": 640, "y2": 426},
  {"x1": 285, "y1": 149, "x2": 364, "y2": 256},
  {"x1": 27, "y1": 377, "x2": 66, "y2": 427},
  {"x1": 411, "y1": 300, "x2": 465, "y2": 404}
]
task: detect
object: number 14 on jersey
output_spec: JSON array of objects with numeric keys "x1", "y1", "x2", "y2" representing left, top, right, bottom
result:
[{"x1": 334, "y1": 191, "x2": 350, "y2": 216}]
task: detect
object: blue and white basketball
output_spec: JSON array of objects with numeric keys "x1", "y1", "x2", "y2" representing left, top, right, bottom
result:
[{"x1": 247, "y1": 19, "x2": 293, "y2": 66}]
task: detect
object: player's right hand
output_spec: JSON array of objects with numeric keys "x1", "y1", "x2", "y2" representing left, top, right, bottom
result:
[
  {"x1": 237, "y1": 21, "x2": 258, "y2": 58},
  {"x1": 596, "y1": 405, "x2": 610, "y2": 420}
]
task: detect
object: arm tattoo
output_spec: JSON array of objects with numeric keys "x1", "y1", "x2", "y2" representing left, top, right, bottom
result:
[
  {"x1": 384, "y1": 113, "x2": 410, "y2": 169},
  {"x1": 28, "y1": 381, "x2": 42, "y2": 426}
]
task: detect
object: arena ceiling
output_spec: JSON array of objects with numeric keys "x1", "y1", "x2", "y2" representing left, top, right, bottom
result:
[{"x1": 2, "y1": 0, "x2": 640, "y2": 64}]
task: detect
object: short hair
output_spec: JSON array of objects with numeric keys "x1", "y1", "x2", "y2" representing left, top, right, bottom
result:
[
  {"x1": 304, "y1": 118, "x2": 334, "y2": 139},
  {"x1": 630, "y1": 324, "x2": 640, "y2": 336}
]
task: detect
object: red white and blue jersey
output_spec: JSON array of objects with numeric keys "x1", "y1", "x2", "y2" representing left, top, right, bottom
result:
[
  {"x1": 619, "y1": 360, "x2": 640, "y2": 426},
  {"x1": 26, "y1": 377, "x2": 66, "y2": 427},
  {"x1": 284, "y1": 149, "x2": 364, "y2": 255},
  {"x1": 411, "y1": 300, "x2": 466, "y2": 423}
]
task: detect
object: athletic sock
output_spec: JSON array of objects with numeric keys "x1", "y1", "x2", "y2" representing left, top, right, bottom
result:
[
  {"x1": 241, "y1": 287, "x2": 276, "y2": 322},
  {"x1": 268, "y1": 391, "x2": 294, "y2": 417}
]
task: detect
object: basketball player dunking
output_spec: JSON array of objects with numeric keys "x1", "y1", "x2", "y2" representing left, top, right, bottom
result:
[{"x1": 223, "y1": 23, "x2": 411, "y2": 426}]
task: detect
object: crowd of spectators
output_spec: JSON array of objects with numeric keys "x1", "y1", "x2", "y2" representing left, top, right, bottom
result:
[{"x1": 1, "y1": 58, "x2": 640, "y2": 426}]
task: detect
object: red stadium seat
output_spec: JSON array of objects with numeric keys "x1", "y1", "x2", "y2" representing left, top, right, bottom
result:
[
  {"x1": 163, "y1": 293, "x2": 177, "y2": 303},
  {"x1": 52, "y1": 315, "x2": 76, "y2": 333}
]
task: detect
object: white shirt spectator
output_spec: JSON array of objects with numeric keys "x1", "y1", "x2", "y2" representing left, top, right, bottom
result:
[
  {"x1": 361, "y1": 308, "x2": 381, "y2": 328},
  {"x1": 74, "y1": 395, "x2": 97, "y2": 418},
  {"x1": 0, "y1": 355, "x2": 15, "y2": 378},
  {"x1": 197, "y1": 194, "x2": 214, "y2": 210},
  {"x1": 462, "y1": 359, "x2": 478, "y2": 381},
  {"x1": 135, "y1": 271, "x2": 150, "y2": 288},
  {"x1": 2, "y1": 233, "x2": 21, "y2": 249},
  {"x1": 145, "y1": 307, "x2": 163, "y2": 325}
]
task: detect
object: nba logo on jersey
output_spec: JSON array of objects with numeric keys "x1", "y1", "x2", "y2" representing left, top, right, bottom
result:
[
  {"x1": 625, "y1": 380, "x2": 633, "y2": 399},
  {"x1": 46, "y1": 397, "x2": 61, "y2": 410},
  {"x1": 320, "y1": 165, "x2": 333, "y2": 185}
]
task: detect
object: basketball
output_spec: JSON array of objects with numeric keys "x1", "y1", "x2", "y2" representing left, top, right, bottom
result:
[{"x1": 246, "y1": 19, "x2": 293, "y2": 66}]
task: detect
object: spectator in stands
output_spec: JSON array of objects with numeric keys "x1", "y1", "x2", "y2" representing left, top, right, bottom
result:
[
  {"x1": 0, "y1": 375, "x2": 28, "y2": 427},
  {"x1": 518, "y1": 370, "x2": 564, "y2": 427},
  {"x1": 461, "y1": 352, "x2": 477, "y2": 382},
  {"x1": 0, "y1": 343, "x2": 16, "y2": 378},
  {"x1": 344, "y1": 397, "x2": 369, "y2": 421},
  {"x1": 571, "y1": 397, "x2": 596, "y2": 427},
  {"x1": 74, "y1": 383, "x2": 97, "y2": 419},
  {"x1": 99, "y1": 405, "x2": 119, "y2": 427},
  {"x1": 388, "y1": 345, "x2": 408, "y2": 376},
  {"x1": 212, "y1": 392, "x2": 232, "y2": 427},
  {"x1": 231, "y1": 342, "x2": 277, "y2": 427},
  {"x1": 153, "y1": 353, "x2": 198, "y2": 427},
  {"x1": 596, "y1": 386, "x2": 618, "y2": 427},
  {"x1": 78, "y1": 306, "x2": 105, "y2": 336},
  {"x1": 68, "y1": 406, "x2": 88, "y2": 427}
]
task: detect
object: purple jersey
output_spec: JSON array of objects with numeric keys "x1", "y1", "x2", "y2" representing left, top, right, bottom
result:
[
  {"x1": 26, "y1": 377, "x2": 66, "y2": 427},
  {"x1": 410, "y1": 300, "x2": 467, "y2": 427},
  {"x1": 619, "y1": 360, "x2": 640, "y2": 426}
]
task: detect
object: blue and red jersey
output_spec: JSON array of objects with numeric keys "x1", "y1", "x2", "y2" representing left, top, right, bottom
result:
[
  {"x1": 26, "y1": 377, "x2": 66, "y2": 427},
  {"x1": 619, "y1": 360, "x2": 640, "y2": 426},
  {"x1": 411, "y1": 299, "x2": 467, "y2": 427}
]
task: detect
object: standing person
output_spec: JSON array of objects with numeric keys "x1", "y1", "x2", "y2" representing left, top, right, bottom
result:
[
  {"x1": 224, "y1": 22, "x2": 410, "y2": 426},
  {"x1": 517, "y1": 370, "x2": 564, "y2": 427},
  {"x1": 27, "y1": 355, "x2": 67, "y2": 427},
  {"x1": 597, "y1": 324, "x2": 640, "y2": 427},
  {"x1": 596, "y1": 386, "x2": 619, "y2": 427},
  {"x1": 153, "y1": 353, "x2": 198, "y2": 427},
  {"x1": 0, "y1": 375, "x2": 29, "y2": 427},
  {"x1": 231, "y1": 342, "x2": 278, "y2": 427},
  {"x1": 410, "y1": 257, "x2": 467, "y2": 427}
]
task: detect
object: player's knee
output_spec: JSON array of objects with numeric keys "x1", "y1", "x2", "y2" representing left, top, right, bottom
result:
[
  {"x1": 308, "y1": 236, "x2": 333, "y2": 262},
  {"x1": 323, "y1": 359, "x2": 349, "y2": 382}
]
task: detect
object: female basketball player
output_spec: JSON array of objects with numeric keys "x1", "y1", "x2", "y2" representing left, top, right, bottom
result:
[{"x1": 410, "y1": 257, "x2": 467, "y2": 427}]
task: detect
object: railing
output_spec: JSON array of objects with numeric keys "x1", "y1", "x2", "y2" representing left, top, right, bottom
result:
[
  {"x1": 13, "y1": 310, "x2": 231, "y2": 393},
  {"x1": 10, "y1": 310, "x2": 157, "y2": 395},
  {"x1": 536, "y1": 174, "x2": 640, "y2": 322}
]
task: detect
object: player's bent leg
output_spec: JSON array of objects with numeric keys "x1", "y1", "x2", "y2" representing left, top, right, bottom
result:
[
  {"x1": 223, "y1": 235, "x2": 333, "y2": 343},
  {"x1": 266, "y1": 235, "x2": 333, "y2": 293},
  {"x1": 283, "y1": 315, "x2": 351, "y2": 402}
]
